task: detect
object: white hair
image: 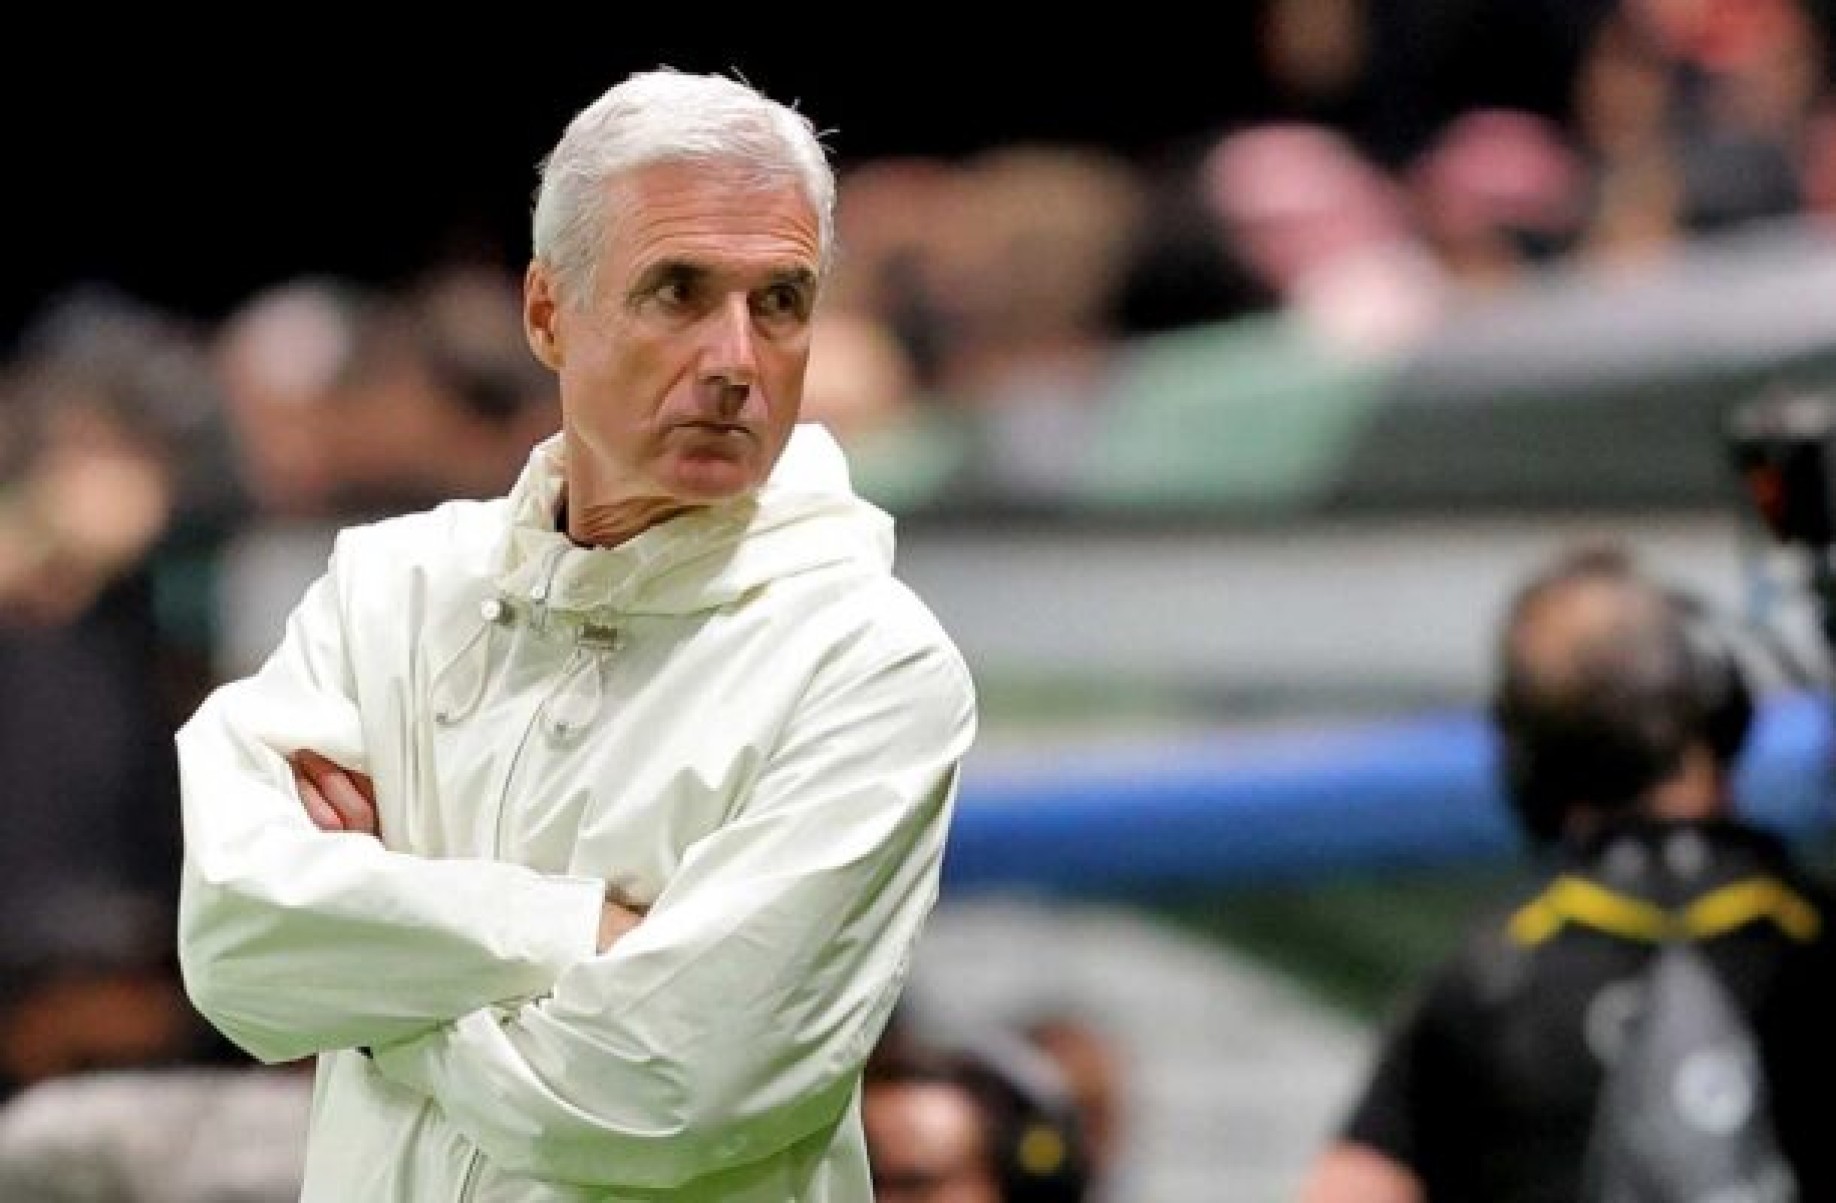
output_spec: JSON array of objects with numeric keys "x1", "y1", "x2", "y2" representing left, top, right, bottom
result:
[{"x1": 531, "y1": 68, "x2": 836, "y2": 308}]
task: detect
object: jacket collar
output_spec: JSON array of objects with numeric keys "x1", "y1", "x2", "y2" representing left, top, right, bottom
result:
[{"x1": 491, "y1": 423, "x2": 892, "y2": 619}]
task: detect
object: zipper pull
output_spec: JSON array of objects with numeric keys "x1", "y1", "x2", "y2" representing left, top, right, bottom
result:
[{"x1": 546, "y1": 629, "x2": 620, "y2": 739}]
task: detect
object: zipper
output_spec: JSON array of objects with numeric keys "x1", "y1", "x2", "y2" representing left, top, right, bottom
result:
[
  {"x1": 489, "y1": 651, "x2": 554, "y2": 859},
  {"x1": 488, "y1": 626, "x2": 622, "y2": 857},
  {"x1": 483, "y1": 542, "x2": 575, "y2": 856},
  {"x1": 456, "y1": 1144, "x2": 483, "y2": 1202}
]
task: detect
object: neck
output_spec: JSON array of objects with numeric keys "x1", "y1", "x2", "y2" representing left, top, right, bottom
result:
[
  {"x1": 556, "y1": 430, "x2": 700, "y2": 548},
  {"x1": 1566, "y1": 745, "x2": 1730, "y2": 840},
  {"x1": 1642, "y1": 745, "x2": 1728, "y2": 822},
  {"x1": 560, "y1": 493, "x2": 696, "y2": 549}
]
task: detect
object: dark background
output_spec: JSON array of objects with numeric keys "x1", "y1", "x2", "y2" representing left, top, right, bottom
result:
[{"x1": 4, "y1": 8, "x2": 1612, "y2": 350}]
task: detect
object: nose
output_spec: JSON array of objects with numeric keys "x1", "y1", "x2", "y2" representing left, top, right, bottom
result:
[{"x1": 700, "y1": 294, "x2": 758, "y2": 414}]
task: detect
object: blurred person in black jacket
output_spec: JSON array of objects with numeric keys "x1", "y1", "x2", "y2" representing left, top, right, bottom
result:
[
  {"x1": 865, "y1": 1033, "x2": 1092, "y2": 1203},
  {"x1": 1300, "y1": 542, "x2": 1836, "y2": 1203},
  {"x1": 0, "y1": 290, "x2": 230, "y2": 1100}
]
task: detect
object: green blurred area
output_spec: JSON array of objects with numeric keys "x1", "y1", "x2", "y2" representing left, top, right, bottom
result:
[
  {"x1": 1148, "y1": 866, "x2": 1529, "y2": 1022},
  {"x1": 851, "y1": 223, "x2": 1836, "y2": 523},
  {"x1": 1148, "y1": 827, "x2": 1836, "y2": 1023}
]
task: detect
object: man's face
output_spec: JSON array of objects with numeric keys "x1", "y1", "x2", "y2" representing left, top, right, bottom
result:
[
  {"x1": 865, "y1": 1081, "x2": 1004, "y2": 1203},
  {"x1": 526, "y1": 160, "x2": 822, "y2": 518}
]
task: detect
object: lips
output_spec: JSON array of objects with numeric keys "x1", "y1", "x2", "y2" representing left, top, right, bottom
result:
[{"x1": 673, "y1": 419, "x2": 753, "y2": 438}]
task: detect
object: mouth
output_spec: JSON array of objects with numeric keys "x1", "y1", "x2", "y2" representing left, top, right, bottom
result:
[{"x1": 674, "y1": 420, "x2": 754, "y2": 439}]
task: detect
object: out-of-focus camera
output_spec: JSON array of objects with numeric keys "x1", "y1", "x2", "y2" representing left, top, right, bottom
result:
[
  {"x1": 1727, "y1": 388, "x2": 1836, "y2": 551},
  {"x1": 1727, "y1": 386, "x2": 1836, "y2": 656}
]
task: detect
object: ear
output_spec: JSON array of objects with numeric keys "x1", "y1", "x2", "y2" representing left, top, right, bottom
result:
[{"x1": 524, "y1": 260, "x2": 563, "y2": 370}]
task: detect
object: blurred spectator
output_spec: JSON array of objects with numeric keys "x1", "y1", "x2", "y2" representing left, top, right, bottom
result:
[
  {"x1": 801, "y1": 310, "x2": 920, "y2": 448},
  {"x1": 206, "y1": 276, "x2": 382, "y2": 679},
  {"x1": 1256, "y1": 0, "x2": 1417, "y2": 166},
  {"x1": 1259, "y1": 0, "x2": 1372, "y2": 124},
  {"x1": 0, "y1": 885, "x2": 197, "y2": 1104},
  {"x1": 1573, "y1": 4, "x2": 1684, "y2": 268},
  {"x1": 1407, "y1": 108, "x2": 1589, "y2": 291},
  {"x1": 212, "y1": 264, "x2": 553, "y2": 522},
  {"x1": 933, "y1": 145, "x2": 1145, "y2": 405},
  {"x1": 1574, "y1": 0, "x2": 1829, "y2": 267},
  {"x1": 0, "y1": 1063, "x2": 312, "y2": 1201},
  {"x1": 208, "y1": 264, "x2": 557, "y2": 678},
  {"x1": 935, "y1": 145, "x2": 1145, "y2": 499},
  {"x1": 0, "y1": 290, "x2": 211, "y2": 629},
  {"x1": 1203, "y1": 123, "x2": 1446, "y2": 356},
  {"x1": 211, "y1": 276, "x2": 373, "y2": 521},
  {"x1": 1019, "y1": 1012, "x2": 1127, "y2": 1201},
  {"x1": 329, "y1": 261, "x2": 559, "y2": 513},
  {"x1": 0, "y1": 292, "x2": 227, "y2": 1100},
  {"x1": 1109, "y1": 140, "x2": 1279, "y2": 337},
  {"x1": 865, "y1": 1034, "x2": 1093, "y2": 1203},
  {"x1": 829, "y1": 156, "x2": 966, "y2": 393},
  {"x1": 1299, "y1": 543, "x2": 1836, "y2": 1202},
  {"x1": 1800, "y1": 96, "x2": 1836, "y2": 218}
]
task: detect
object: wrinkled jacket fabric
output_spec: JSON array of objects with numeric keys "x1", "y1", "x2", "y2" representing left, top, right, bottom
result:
[{"x1": 177, "y1": 425, "x2": 976, "y2": 1201}]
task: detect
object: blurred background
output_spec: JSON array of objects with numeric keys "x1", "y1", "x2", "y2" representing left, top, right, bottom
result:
[{"x1": 4, "y1": 3, "x2": 1836, "y2": 1199}]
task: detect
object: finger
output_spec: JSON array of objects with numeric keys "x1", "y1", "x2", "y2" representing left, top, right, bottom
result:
[
  {"x1": 296, "y1": 750, "x2": 377, "y2": 805},
  {"x1": 597, "y1": 900, "x2": 646, "y2": 952},
  {"x1": 312, "y1": 766, "x2": 380, "y2": 837},
  {"x1": 297, "y1": 753, "x2": 380, "y2": 836},
  {"x1": 295, "y1": 771, "x2": 346, "y2": 832}
]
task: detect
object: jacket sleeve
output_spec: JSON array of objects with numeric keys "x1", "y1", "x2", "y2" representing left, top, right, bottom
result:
[
  {"x1": 176, "y1": 531, "x2": 605, "y2": 1065},
  {"x1": 370, "y1": 628, "x2": 977, "y2": 1189}
]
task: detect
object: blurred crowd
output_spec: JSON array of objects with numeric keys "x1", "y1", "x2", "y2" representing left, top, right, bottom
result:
[
  {"x1": 0, "y1": 0, "x2": 1832, "y2": 1198},
  {"x1": 818, "y1": 0, "x2": 1835, "y2": 433}
]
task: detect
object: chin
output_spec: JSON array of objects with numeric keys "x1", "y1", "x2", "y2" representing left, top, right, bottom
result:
[{"x1": 662, "y1": 456, "x2": 766, "y2": 504}]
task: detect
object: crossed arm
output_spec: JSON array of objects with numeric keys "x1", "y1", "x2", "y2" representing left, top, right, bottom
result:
[
  {"x1": 289, "y1": 750, "x2": 644, "y2": 952},
  {"x1": 178, "y1": 535, "x2": 976, "y2": 1188}
]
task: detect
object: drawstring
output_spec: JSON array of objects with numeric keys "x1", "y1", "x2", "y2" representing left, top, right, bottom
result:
[
  {"x1": 529, "y1": 543, "x2": 569, "y2": 633},
  {"x1": 432, "y1": 531, "x2": 623, "y2": 736},
  {"x1": 430, "y1": 598, "x2": 509, "y2": 726},
  {"x1": 543, "y1": 624, "x2": 621, "y2": 740}
]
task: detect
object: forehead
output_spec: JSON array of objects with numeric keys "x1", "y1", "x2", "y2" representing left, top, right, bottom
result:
[
  {"x1": 866, "y1": 1082, "x2": 987, "y2": 1158},
  {"x1": 1510, "y1": 577, "x2": 1662, "y2": 679},
  {"x1": 603, "y1": 160, "x2": 822, "y2": 278}
]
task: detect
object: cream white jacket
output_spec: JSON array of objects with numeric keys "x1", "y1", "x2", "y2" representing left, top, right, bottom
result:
[{"x1": 177, "y1": 425, "x2": 976, "y2": 1201}]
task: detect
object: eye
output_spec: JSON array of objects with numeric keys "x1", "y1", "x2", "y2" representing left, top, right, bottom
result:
[{"x1": 756, "y1": 282, "x2": 811, "y2": 321}]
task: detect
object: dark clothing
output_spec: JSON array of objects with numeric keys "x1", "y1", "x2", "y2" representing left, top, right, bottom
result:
[
  {"x1": 1340, "y1": 817, "x2": 1836, "y2": 1203},
  {"x1": 0, "y1": 570, "x2": 190, "y2": 1102},
  {"x1": 0, "y1": 572, "x2": 181, "y2": 927}
]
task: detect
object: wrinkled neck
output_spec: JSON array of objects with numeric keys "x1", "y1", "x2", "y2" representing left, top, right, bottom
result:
[{"x1": 558, "y1": 487, "x2": 696, "y2": 549}]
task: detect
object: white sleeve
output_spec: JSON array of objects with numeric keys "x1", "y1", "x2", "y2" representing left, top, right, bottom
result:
[
  {"x1": 176, "y1": 532, "x2": 604, "y2": 1065},
  {"x1": 370, "y1": 631, "x2": 977, "y2": 1189}
]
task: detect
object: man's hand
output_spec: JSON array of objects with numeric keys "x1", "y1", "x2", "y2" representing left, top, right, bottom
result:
[
  {"x1": 290, "y1": 750, "x2": 641, "y2": 951},
  {"x1": 598, "y1": 894, "x2": 647, "y2": 953},
  {"x1": 291, "y1": 750, "x2": 380, "y2": 836}
]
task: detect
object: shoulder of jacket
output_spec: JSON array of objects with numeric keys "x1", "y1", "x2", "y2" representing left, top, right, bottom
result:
[
  {"x1": 825, "y1": 573, "x2": 968, "y2": 668},
  {"x1": 330, "y1": 497, "x2": 508, "y2": 576}
]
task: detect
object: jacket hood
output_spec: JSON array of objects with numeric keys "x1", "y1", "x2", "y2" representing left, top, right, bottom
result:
[{"x1": 492, "y1": 423, "x2": 893, "y2": 619}]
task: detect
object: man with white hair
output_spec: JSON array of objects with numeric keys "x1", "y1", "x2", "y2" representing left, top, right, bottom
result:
[{"x1": 177, "y1": 68, "x2": 976, "y2": 1201}]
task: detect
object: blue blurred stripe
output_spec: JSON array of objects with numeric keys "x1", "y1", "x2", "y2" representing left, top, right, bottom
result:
[{"x1": 944, "y1": 692, "x2": 1836, "y2": 892}]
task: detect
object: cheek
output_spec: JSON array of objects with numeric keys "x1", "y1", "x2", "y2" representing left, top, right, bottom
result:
[
  {"x1": 765, "y1": 348, "x2": 813, "y2": 418},
  {"x1": 561, "y1": 332, "x2": 672, "y2": 415}
]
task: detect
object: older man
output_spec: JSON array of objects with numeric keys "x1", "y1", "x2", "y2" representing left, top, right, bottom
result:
[{"x1": 178, "y1": 68, "x2": 976, "y2": 1201}]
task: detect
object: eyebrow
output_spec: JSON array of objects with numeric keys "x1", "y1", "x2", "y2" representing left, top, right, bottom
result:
[
  {"x1": 630, "y1": 258, "x2": 818, "y2": 296},
  {"x1": 629, "y1": 259, "x2": 703, "y2": 297},
  {"x1": 765, "y1": 266, "x2": 819, "y2": 292}
]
